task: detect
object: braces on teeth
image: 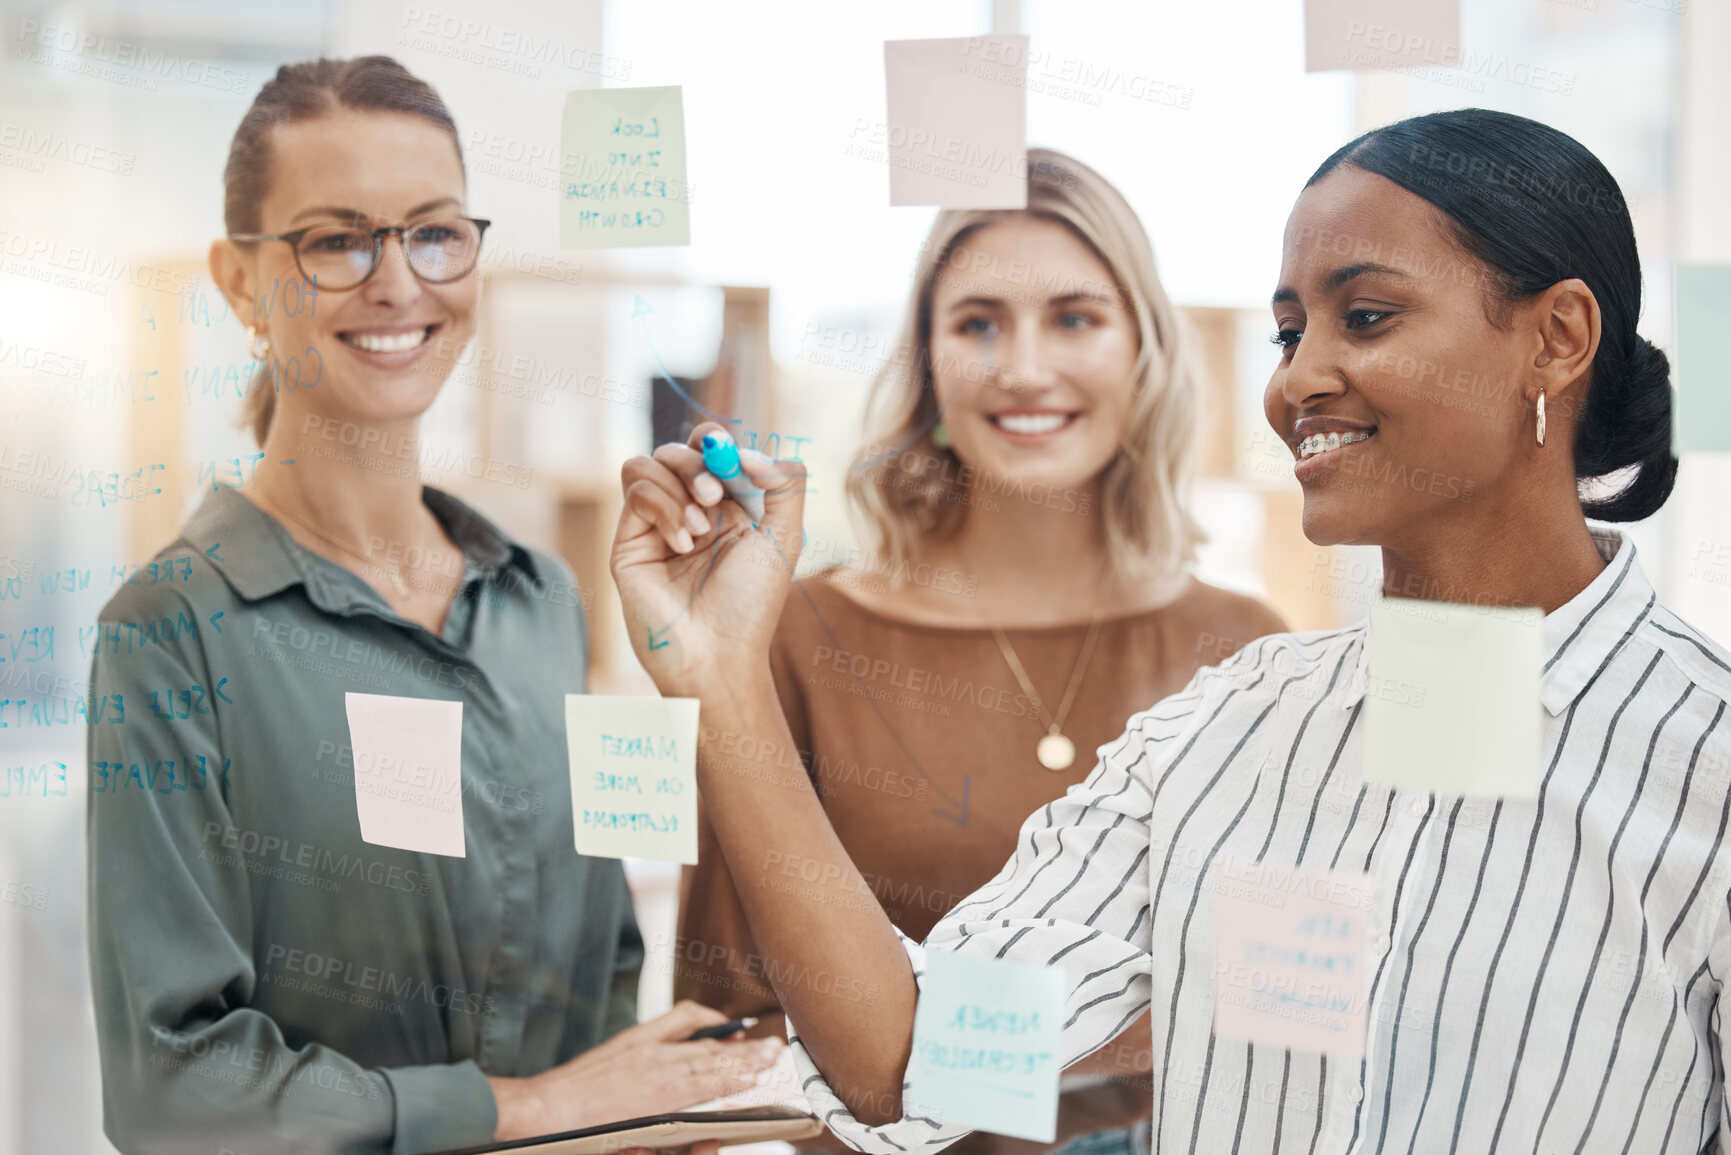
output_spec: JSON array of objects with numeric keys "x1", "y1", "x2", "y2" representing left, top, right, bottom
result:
[{"x1": 1297, "y1": 431, "x2": 1372, "y2": 459}]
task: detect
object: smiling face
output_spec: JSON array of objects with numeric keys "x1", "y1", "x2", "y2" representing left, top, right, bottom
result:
[
  {"x1": 926, "y1": 216, "x2": 1139, "y2": 498},
  {"x1": 1265, "y1": 166, "x2": 1546, "y2": 548},
  {"x1": 217, "y1": 110, "x2": 477, "y2": 433}
]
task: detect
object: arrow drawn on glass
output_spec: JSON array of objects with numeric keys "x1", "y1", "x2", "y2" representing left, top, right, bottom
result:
[{"x1": 633, "y1": 295, "x2": 742, "y2": 427}]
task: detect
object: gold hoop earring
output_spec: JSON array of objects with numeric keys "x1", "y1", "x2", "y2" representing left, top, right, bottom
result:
[
  {"x1": 246, "y1": 325, "x2": 271, "y2": 362},
  {"x1": 1536, "y1": 389, "x2": 1547, "y2": 447}
]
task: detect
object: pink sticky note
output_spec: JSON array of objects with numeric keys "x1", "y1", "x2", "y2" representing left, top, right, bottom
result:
[
  {"x1": 883, "y1": 36, "x2": 1028, "y2": 209},
  {"x1": 1212, "y1": 857, "x2": 1370, "y2": 1057},
  {"x1": 345, "y1": 693, "x2": 465, "y2": 857},
  {"x1": 1304, "y1": 0, "x2": 1462, "y2": 73}
]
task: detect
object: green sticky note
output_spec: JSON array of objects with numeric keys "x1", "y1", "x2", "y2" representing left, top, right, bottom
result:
[
  {"x1": 1676, "y1": 265, "x2": 1731, "y2": 453},
  {"x1": 559, "y1": 85, "x2": 690, "y2": 249},
  {"x1": 1364, "y1": 598, "x2": 1542, "y2": 800},
  {"x1": 905, "y1": 951, "x2": 1063, "y2": 1141}
]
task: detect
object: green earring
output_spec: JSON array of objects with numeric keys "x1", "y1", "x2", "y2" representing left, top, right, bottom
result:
[{"x1": 931, "y1": 421, "x2": 951, "y2": 450}]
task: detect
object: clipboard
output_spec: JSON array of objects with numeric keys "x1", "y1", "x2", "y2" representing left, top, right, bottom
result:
[{"x1": 427, "y1": 1105, "x2": 824, "y2": 1155}]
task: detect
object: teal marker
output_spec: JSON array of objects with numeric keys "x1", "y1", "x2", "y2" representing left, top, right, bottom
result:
[{"x1": 700, "y1": 429, "x2": 765, "y2": 523}]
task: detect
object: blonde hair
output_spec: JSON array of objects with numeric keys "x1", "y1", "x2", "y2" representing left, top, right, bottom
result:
[{"x1": 844, "y1": 147, "x2": 1204, "y2": 578}]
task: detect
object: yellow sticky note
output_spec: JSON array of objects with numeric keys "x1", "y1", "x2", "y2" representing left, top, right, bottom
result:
[
  {"x1": 1304, "y1": 0, "x2": 1462, "y2": 73},
  {"x1": 559, "y1": 85, "x2": 690, "y2": 249},
  {"x1": 1364, "y1": 598, "x2": 1542, "y2": 799},
  {"x1": 565, "y1": 694, "x2": 698, "y2": 863}
]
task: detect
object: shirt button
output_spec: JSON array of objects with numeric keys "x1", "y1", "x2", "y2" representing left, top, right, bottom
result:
[
  {"x1": 1372, "y1": 932, "x2": 1391, "y2": 958},
  {"x1": 1348, "y1": 1082, "x2": 1364, "y2": 1104}
]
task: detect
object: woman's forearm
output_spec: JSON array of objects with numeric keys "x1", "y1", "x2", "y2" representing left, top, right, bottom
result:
[
  {"x1": 675, "y1": 828, "x2": 782, "y2": 1016},
  {"x1": 695, "y1": 669, "x2": 919, "y2": 1125}
]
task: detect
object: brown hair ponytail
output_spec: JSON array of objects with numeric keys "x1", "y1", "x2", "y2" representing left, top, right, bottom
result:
[{"x1": 222, "y1": 56, "x2": 464, "y2": 445}]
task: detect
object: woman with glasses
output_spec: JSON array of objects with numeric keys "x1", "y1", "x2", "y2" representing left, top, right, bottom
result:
[{"x1": 85, "y1": 56, "x2": 778, "y2": 1155}]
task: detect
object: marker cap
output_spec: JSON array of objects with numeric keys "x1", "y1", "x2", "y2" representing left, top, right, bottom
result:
[{"x1": 701, "y1": 432, "x2": 743, "y2": 480}]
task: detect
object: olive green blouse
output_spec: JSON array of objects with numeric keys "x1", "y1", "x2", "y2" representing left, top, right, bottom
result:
[{"x1": 85, "y1": 486, "x2": 642, "y2": 1155}]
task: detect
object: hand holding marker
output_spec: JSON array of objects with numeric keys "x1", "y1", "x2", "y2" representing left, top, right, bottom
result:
[{"x1": 701, "y1": 429, "x2": 766, "y2": 524}]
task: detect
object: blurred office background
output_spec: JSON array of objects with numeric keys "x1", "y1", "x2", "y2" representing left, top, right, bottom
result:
[{"x1": 1, "y1": 0, "x2": 1726, "y2": 1149}]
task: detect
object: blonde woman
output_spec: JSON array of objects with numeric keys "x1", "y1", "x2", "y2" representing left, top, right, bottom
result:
[{"x1": 674, "y1": 150, "x2": 1285, "y2": 1150}]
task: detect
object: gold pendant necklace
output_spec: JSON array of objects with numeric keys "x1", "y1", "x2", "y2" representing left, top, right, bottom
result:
[
  {"x1": 1036, "y1": 732, "x2": 1078, "y2": 773},
  {"x1": 955, "y1": 543, "x2": 1109, "y2": 771},
  {"x1": 991, "y1": 616, "x2": 1104, "y2": 771}
]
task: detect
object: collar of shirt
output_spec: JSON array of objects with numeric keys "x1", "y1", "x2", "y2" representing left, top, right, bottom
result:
[
  {"x1": 180, "y1": 484, "x2": 543, "y2": 611},
  {"x1": 1341, "y1": 528, "x2": 1652, "y2": 717}
]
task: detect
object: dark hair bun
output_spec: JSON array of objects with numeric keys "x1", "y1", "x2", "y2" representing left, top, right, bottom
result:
[{"x1": 1578, "y1": 335, "x2": 1676, "y2": 522}]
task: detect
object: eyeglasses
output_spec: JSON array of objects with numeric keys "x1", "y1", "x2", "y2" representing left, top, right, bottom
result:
[{"x1": 228, "y1": 216, "x2": 492, "y2": 291}]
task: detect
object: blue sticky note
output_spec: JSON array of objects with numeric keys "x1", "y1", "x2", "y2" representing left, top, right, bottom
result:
[
  {"x1": 1676, "y1": 265, "x2": 1731, "y2": 453},
  {"x1": 904, "y1": 951, "x2": 1063, "y2": 1141}
]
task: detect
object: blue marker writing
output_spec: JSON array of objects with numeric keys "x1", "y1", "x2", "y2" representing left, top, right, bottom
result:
[{"x1": 700, "y1": 430, "x2": 764, "y2": 524}]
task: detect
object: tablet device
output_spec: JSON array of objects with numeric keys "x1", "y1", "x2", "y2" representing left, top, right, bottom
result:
[{"x1": 427, "y1": 1104, "x2": 824, "y2": 1155}]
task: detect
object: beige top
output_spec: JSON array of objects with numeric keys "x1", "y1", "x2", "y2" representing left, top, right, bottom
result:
[{"x1": 677, "y1": 571, "x2": 1287, "y2": 1016}]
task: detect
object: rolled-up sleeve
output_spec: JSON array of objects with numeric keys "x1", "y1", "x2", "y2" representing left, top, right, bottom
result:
[
  {"x1": 783, "y1": 688, "x2": 1219, "y2": 1153},
  {"x1": 86, "y1": 585, "x2": 497, "y2": 1155}
]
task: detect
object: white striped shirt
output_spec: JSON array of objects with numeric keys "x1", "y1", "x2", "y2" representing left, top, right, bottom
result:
[{"x1": 789, "y1": 529, "x2": 1731, "y2": 1154}]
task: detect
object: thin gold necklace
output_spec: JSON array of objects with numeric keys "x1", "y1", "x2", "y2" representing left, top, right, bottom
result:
[
  {"x1": 990, "y1": 615, "x2": 1104, "y2": 770},
  {"x1": 255, "y1": 487, "x2": 418, "y2": 600},
  {"x1": 959, "y1": 545, "x2": 1107, "y2": 771}
]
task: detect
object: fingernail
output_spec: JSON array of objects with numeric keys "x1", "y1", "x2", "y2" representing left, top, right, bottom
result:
[
  {"x1": 740, "y1": 448, "x2": 772, "y2": 466},
  {"x1": 693, "y1": 474, "x2": 724, "y2": 502},
  {"x1": 684, "y1": 504, "x2": 709, "y2": 535},
  {"x1": 674, "y1": 528, "x2": 694, "y2": 553}
]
